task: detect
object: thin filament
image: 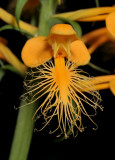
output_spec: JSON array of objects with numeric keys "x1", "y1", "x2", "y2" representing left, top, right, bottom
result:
[{"x1": 22, "y1": 58, "x2": 102, "y2": 137}]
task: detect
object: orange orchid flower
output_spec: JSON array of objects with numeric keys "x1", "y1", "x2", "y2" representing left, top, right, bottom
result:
[{"x1": 21, "y1": 24, "x2": 103, "y2": 137}]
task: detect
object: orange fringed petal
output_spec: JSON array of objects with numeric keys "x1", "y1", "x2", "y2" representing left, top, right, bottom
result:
[
  {"x1": 106, "y1": 11, "x2": 115, "y2": 40},
  {"x1": 21, "y1": 36, "x2": 53, "y2": 67},
  {"x1": 70, "y1": 40, "x2": 91, "y2": 66}
]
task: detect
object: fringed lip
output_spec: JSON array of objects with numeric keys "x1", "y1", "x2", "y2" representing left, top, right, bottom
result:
[
  {"x1": 21, "y1": 24, "x2": 115, "y2": 137},
  {"x1": 21, "y1": 57, "x2": 103, "y2": 137}
]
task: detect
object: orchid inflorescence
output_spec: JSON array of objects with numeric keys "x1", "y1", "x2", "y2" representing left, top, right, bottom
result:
[{"x1": 0, "y1": 2, "x2": 115, "y2": 140}]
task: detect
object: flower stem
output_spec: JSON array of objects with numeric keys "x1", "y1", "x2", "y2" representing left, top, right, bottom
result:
[
  {"x1": 37, "y1": 0, "x2": 57, "y2": 36},
  {"x1": 9, "y1": 101, "x2": 36, "y2": 160}
]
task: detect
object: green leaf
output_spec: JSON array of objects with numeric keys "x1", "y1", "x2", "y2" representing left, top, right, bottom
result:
[
  {"x1": 95, "y1": 0, "x2": 100, "y2": 7},
  {"x1": 0, "y1": 59, "x2": 4, "y2": 66},
  {"x1": 50, "y1": 17, "x2": 82, "y2": 38},
  {"x1": 0, "y1": 69, "x2": 5, "y2": 82},
  {"x1": 0, "y1": 59, "x2": 24, "y2": 77},
  {"x1": 0, "y1": 24, "x2": 34, "y2": 37},
  {"x1": 9, "y1": 100, "x2": 37, "y2": 160},
  {"x1": 15, "y1": 0, "x2": 28, "y2": 25},
  {"x1": 0, "y1": 25, "x2": 15, "y2": 32},
  {"x1": 1, "y1": 65, "x2": 23, "y2": 77},
  {"x1": 48, "y1": 17, "x2": 64, "y2": 27},
  {"x1": 0, "y1": 60, "x2": 5, "y2": 81}
]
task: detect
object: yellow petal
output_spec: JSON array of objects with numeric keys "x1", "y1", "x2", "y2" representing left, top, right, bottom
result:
[
  {"x1": 91, "y1": 75, "x2": 115, "y2": 85},
  {"x1": 0, "y1": 42, "x2": 27, "y2": 75},
  {"x1": 110, "y1": 79, "x2": 115, "y2": 96},
  {"x1": 82, "y1": 27, "x2": 107, "y2": 44},
  {"x1": 106, "y1": 11, "x2": 115, "y2": 40},
  {"x1": 0, "y1": 8, "x2": 37, "y2": 35},
  {"x1": 92, "y1": 83, "x2": 110, "y2": 91},
  {"x1": 88, "y1": 35, "x2": 109, "y2": 55},
  {"x1": 80, "y1": 83, "x2": 110, "y2": 92},
  {"x1": 52, "y1": 7, "x2": 115, "y2": 20},
  {"x1": 21, "y1": 36, "x2": 53, "y2": 67},
  {"x1": 77, "y1": 14, "x2": 107, "y2": 22},
  {"x1": 70, "y1": 40, "x2": 91, "y2": 66}
]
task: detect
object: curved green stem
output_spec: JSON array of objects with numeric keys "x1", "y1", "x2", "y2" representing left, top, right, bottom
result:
[
  {"x1": 88, "y1": 62, "x2": 111, "y2": 74},
  {"x1": 9, "y1": 101, "x2": 36, "y2": 160}
]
